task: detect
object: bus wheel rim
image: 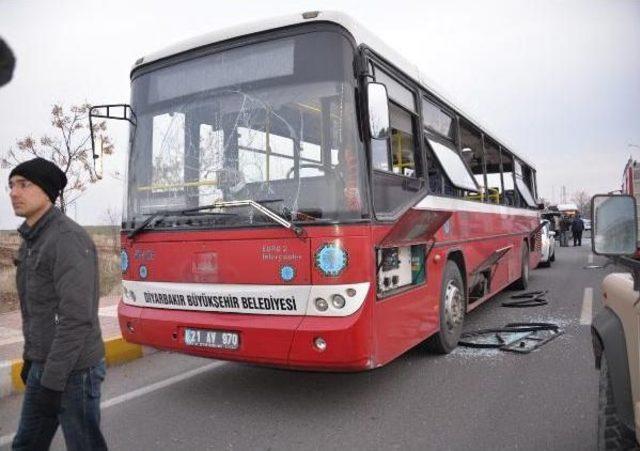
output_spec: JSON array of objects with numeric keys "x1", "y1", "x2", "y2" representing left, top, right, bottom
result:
[{"x1": 444, "y1": 280, "x2": 464, "y2": 331}]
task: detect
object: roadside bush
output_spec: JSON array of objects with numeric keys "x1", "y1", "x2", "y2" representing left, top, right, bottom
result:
[{"x1": 98, "y1": 251, "x2": 121, "y2": 297}]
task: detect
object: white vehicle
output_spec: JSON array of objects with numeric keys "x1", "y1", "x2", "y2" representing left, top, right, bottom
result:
[
  {"x1": 583, "y1": 218, "x2": 592, "y2": 231},
  {"x1": 537, "y1": 219, "x2": 556, "y2": 267}
]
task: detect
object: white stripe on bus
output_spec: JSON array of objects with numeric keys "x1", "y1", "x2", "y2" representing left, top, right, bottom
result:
[{"x1": 414, "y1": 196, "x2": 540, "y2": 217}]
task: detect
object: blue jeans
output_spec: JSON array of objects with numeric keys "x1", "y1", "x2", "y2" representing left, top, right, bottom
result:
[{"x1": 12, "y1": 360, "x2": 108, "y2": 451}]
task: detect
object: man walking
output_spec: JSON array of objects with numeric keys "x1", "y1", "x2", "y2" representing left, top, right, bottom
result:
[
  {"x1": 8, "y1": 158, "x2": 107, "y2": 450},
  {"x1": 559, "y1": 215, "x2": 570, "y2": 247},
  {"x1": 571, "y1": 213, "x2": 585, "y2": 247}
]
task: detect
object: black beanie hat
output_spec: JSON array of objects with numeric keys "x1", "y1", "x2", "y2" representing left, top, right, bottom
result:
[{"x1": 9, "y1": 158, "x2": 67, "y2": 203}]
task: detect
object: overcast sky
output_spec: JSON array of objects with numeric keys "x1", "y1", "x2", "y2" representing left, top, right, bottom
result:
[{"x1": 1, "y1": 0, "x2": 639, "y2": 228}]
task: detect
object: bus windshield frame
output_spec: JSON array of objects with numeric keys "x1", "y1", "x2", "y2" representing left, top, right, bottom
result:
[{"x1": 124, "y1": 28, "x2": 368, "y2": 231}]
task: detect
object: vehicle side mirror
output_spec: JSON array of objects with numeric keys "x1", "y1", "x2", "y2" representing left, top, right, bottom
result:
[
  {"x1": 366, "y1": 82, "x2": 390, "y2": 140},
  {"x1": 89, "y1": 104, "x2": 137, "y2": 179},
  {"x1": 536, "y1": 201, "x2": 545, "y2": 210},
  {"x1": 591, "y1": 194, "x2": 638, "y2": 256}
]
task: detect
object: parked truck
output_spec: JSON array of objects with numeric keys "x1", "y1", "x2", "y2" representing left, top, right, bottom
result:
[{"x1": 590, "y1": 193, "x2": 640, "y2": 450}]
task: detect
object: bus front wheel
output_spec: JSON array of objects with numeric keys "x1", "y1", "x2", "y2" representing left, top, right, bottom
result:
[{"x1": 427, "y1": 260, "x2": 466, "y2": 354}]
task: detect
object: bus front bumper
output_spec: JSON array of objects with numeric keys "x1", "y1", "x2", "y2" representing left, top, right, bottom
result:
[{"x1": 118, "y1": 300, "x2": 374, "y2": 371}]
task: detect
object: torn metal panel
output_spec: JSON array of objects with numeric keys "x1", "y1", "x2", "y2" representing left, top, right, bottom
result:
[
  {"x1": 458, "y1": 322, "x2": 564, "y2": 354},
  {"x1": 379, "y1": 209, "x2": 451, "y2": 247},
  {"x1": 501, "y1": 290, "x2": 549, "y2": 308}
]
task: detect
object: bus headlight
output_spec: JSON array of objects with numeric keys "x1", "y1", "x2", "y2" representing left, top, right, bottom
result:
[
  {"x1": 331, "y1": 294, "x2": 346, "y2": 309},
  {"x1": 314, "y1": 297, "x2": 329, "y2": 312}
]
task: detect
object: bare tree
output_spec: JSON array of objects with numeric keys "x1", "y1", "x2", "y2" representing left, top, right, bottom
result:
[
  {"x1": 571, "y1": 190, "x2": 591, "y2": 216},
  {"x1": 102, "y1": 207, "x2": 121, "y2": 254},
  {"x1": 1, "y1": 103, "x2": 114, "y2": 213}
]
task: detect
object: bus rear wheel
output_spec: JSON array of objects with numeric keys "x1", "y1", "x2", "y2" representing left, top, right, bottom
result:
[
  {"x1": 427, "y1": 260, "x2": 466, "y2": 354},
  {"x1": 512, "y1": 244, "x2": 530, "y2": 290}
]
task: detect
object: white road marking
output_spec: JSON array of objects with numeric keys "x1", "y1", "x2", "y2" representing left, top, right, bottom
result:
[
  {"x1": 100, "y1": 361, "x2": 223, "y2": 408},
  {"x1": 580, "y1": 287, "x2": 593, "y2": 325},
  {"x1": 588, "y1": 253, "x2": 594, "y2": 264},
  {"x1": 0, "y1": 361, "x2": 224, "y2": 447}
]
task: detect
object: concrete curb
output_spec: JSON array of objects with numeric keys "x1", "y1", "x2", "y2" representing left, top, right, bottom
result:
[{"x1": 0, "y1": 336, "x2": 156, "y2": 399}]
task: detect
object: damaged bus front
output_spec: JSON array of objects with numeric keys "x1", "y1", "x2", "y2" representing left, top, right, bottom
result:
[
  {"x1": 91, "y1": 12, "x2": 542, "y2": 371},
  {"x1": 101, "y1": 26, "x2": 378, "y2": 370}
]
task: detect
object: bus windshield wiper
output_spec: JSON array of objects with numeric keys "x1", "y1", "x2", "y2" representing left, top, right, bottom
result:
[
  {"x1": 128, "y1": 211, "x2": 165, "y2": 239},
  {"x1": 194, "y1": 200, "x2": 305, "y2": 237},
  {"x1": 127, "y1": 208, "x2": 236, "y2": 240},
  {"x1": 128, "y1": 200, "x2": 303, "y2": 240}
]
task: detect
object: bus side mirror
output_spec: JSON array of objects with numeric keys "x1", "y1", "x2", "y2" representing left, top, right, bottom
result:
[
  {"x1": 89, "y1": 104, "x2": 137, "y2": 179},
  {"x1": 366, "y1": 82, "x2": 390, "y2": 140},
  {"x1": 591, "y1": 194, "x2": 638, "y2": 256}
]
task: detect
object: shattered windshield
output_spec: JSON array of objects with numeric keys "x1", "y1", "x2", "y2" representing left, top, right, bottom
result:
[{"x1": 124, "y1": 31, "x2": 367, "y2": 230}]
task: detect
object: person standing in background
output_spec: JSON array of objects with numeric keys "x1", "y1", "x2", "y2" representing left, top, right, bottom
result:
[
  {"x1": 559, "y1": 215, "x2": 570, "y2": 247},
  {"x1": 571, "y1": 213, "x2": 585, "y2": 246}
]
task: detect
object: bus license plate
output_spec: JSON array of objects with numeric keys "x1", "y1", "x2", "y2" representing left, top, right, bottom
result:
[{"x1": 184, "y1": 328, "x2": 239, "y2": 350}]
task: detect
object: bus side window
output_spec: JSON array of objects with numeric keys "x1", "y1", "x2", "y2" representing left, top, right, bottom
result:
[
  {"x1": 522, "y1": 164, "x2": 537, "y2": 202},
  {"x1": 420, "y1": 97, "x2": 458, "y2": 197},
  {"x1": 390, "y1": 103, "x2": 417, "y2": 177},
  {"x1": 501, "y1": 152, "x2": 517, "y2": 206},
  {"x1": 458, "y1": 120, "x2": 485, "y2": 202},
  {"x1": 484, "y1": 139, "x2": 502, "y2": 204},
  {"x1": 371, "y1": 139, "x2": 390, "y2": 172},
  {"x1": 370, "y1": 66, "x2": 423, "y2": 216},
  {"x1": 514, "y1": 159, "x2": 537, "y2": 208},
  {"x1": 370, "y1": 102, "x2": 418, "y2": 177},
  {"x1": 424, "y1": 135, "x2": 454, "y2": 195}
]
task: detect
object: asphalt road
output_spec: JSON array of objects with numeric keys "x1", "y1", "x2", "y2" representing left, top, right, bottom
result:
[{"x1": 0, "y1": 240, "x2": 616, "y2": 450}]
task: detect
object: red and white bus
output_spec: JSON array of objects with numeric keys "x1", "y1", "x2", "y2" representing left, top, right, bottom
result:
[{"x1": 94, "y1": 11, "x2": 542, "y2": 370}]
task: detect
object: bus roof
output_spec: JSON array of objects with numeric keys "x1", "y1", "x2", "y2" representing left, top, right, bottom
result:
[{"x1": 136, "y1": 10, "x2": 535, "y2": 170}]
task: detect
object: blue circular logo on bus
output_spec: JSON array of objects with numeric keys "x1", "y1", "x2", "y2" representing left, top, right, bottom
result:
[
  {"x1": 315, "y1": 243, "x2": 348, "y2": 277},
  {"x1": 139, "y1": 265, "x2": 148, "y2": 279},
  {"x1": 120, "y1": 250, "x2": 129, "y2": 273},
  {"x1": 280, "y1": 265, "x2": 296, "y2": 282}
]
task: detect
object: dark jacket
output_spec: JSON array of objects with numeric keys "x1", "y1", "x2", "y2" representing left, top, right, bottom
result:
[
  {"x1": 15, "y1": 207, "x2": 104, "y2": 391},
  {"x1": 571, "y1": 218, "x2": 585, "y2": 233}
]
